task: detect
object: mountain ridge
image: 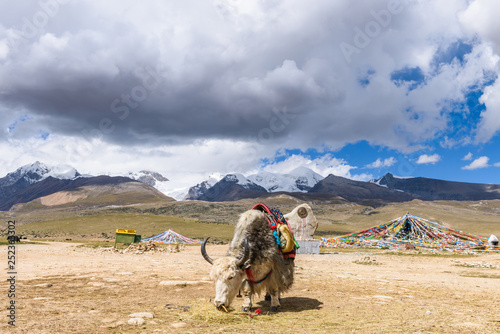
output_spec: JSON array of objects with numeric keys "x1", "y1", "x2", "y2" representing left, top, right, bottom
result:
[
  {"x1": 309, "y1": 173, "x2": 418, "y2": 204},
  {"x1": 3, "y1": 162, "x2": 500, "y2": 209},
  {"x1": 185, "y1": 173, "x2": 268, "y2": 201},
  {"x1": 372, "y1": 173, "x2": 500, "y2": 201},
  {"x1": 184, "y1": 167, "x2": 324, "y2": 201},
  {"x1": 0, "y1": 162, "x2": 174, "y2": 211}
]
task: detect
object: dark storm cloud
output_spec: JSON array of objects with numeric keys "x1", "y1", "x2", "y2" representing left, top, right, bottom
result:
[
  {"x1": 0, "y1": 0, "x2": 346, "y2": 146},
  {"x1": 0, "y1": 0, "x2": 498, "y2": 151}
]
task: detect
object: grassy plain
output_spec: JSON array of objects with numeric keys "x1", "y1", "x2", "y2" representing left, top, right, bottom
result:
[
  {"x1": 15, "y1": 214, "x2": 235, "y2": 242},
  {"x1": 4, "y1": 197, "x2": 499, "y2": 242}
]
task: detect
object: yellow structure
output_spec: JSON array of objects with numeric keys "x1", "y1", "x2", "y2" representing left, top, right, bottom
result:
[{"x1": 115, "y1": 229, "x2": 141, "y2": 247}]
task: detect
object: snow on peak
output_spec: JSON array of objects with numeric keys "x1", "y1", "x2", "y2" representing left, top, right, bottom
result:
[
  {"x1": 124, "y1": 170, "x2": 191, "y2": 200},
  {"x1": 370, "y1": 173, "x2": 416, "y2": 190},
  {"x1": 183, "y1": 172, "x2": 237, "y2": 200},
  {"x1": 207, "y1": 172, "x2": 224, "y2": 187},
  {"x1": 18, "y1": 161, "x2": 49, "y2": 176},
  {"x1": 44, "y1": 164, "x2": 80, "y2": 180},
  {"x1": 392, "y1": 175, "x2": 415, "y2": 179},
  {"x1": 1, "y1": 161, "x2": 81, "y2": 187},
  {"x1": 370, "y1": 173, "x2": 415, "y2": 185},
  {"x1": 247, "y1": 167, "x2": 324, "y2": 193},
  {"x1": 224, "y1": 173, "x2": 252, "y2": 186},
  {"x1": 288, "y1": 166, "x2": 319, "y2": 176},
  {"x1": 158, "y1": 166, "x2": 324, "y2": 201},
  {"x1": 288, "y1": 167, "x2": 324, "y2": 188},
  {"x1": 127, "y1": 170, "x2": 169, "y2": 187},
  {"x1": 248, "y1": 171, "x2": 293, "y2": 192}
]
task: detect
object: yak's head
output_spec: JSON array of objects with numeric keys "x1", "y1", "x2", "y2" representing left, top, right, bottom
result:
[{"x1": 201, "y1": 237, "x2": 249, "y2": 310}]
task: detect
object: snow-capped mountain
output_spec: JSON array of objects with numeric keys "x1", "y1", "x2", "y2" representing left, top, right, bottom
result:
[
  {"x1": 224, "y1": 173, "x2": 258, "y2": 187},
  {"x1": 248, "y1": 167, "x2": 324, "y2": 192},
  {"x1": 185, "y1": 167, "x2": 324, "y2": 201},
  {"x1": 126, "y1": 170, "x2": 174, "y2": 195},
  {"x1": 183, "y1": 173, "x2": 223, "y2": 200},
  {"x1": 3, "y1": 162, "x2": 500, "y2": 208},
  {"x1": 0, "y1": 161, "x2": 81, "y2": 188},
  {"x1": 126, "y1": 170, "x2": 190, "y2": 201},
  {"x1": 0, "y1": 162, "x2": 176, "y2": 211},
  {"x1": 127, "y1": 170, "x2": 169, "y2": 187},
  {"x1": 184, "y1": 173, "x2": 267, "y2": 201},
  {"x1": 0, "y1": 161, "x2": 84, "y2": 210}
]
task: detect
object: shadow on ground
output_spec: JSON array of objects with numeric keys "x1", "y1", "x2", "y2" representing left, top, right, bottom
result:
[{"x1": 255, "y1": 297, "x2": 323, "y2": 312}]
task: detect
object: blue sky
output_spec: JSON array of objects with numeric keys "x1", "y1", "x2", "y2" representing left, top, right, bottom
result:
[
  {"x1": 266, "y1": 135, "x2": 500, "y2": 184},
  {"x1": 261, "y1": 35, "x2": 500, "y2": 184},
  {"x1": 1, "y1": 0, "x2": 500, "y2": 194}
]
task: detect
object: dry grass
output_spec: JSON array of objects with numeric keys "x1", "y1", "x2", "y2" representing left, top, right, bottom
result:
[
  {"x1": 188, "y1": 302, "x2": 256, "y2": 325},
  {"x1": 452, "y1": 261, "x2": 500, "y2": 269},
  {"x1": 2, "y1": 196, "x2": 499, "y2": 333},
  {"x1": 353, "y1": 256, "x2": 382, "y2": 265},
  {"x1": 460, "y1": 271, "x2": 500, "y2": 279},
  {"x1": 2, "y1": 242, "x2": 500, "y2": 333}
]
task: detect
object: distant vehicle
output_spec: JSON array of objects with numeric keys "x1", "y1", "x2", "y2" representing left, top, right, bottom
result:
[{"x1": 7, "y1": 235, "x2": 21, "y2": 242}]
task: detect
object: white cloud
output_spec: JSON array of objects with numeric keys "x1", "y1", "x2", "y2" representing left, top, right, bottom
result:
[
  {"x1": 416, "y1": 154, "x2": 441, "y2": 165},
  {"x1": 459, "y1": 0, "x2": 500, "y2": 143},
  {"x1": 475, "y1": 79, "x2": 500, "y2": 143},
  {"x1": 494, "y1": 162, "x2": 500, "y2": 167},
  {"x1": 262, "y1": 154, "x2": 372, "y2": 181},
  {"x1": 0, "y1": 0, "x2": 495, "y2": 151},
  {"x1": 0, "y1": 0, "x2": 499, "y2": 184},
  {"x1": 459, "y1": 0, "x2": 500, "y2": 55},
  {"x1": 365, "y1": 157, "x2": 397, "y2": 168},
  {"x1": 462, "y1": 156, "x2": 490, "y2": 170},
  {"x1": 0, "y1": 39, "x2": 9, "y2": 60},
  {"x1": 462, "y1": 152, "x2": 473, "y2": 160},
  {"x1": 0, "y1": 135, "x2": 278, "y2": 191}
]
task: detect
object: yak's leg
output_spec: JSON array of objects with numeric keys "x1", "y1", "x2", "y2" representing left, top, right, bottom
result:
[
  {"x1": 265, "y1": 289, "x2": 280, "y2": 301},
  {"x1": 241, "y1": 281, "x2": 253, "y2": 312},
  {"x1": 264, "y1": 290, "x2": 281, "y2": 303},
  {"x1": 268, "y1": 288, "x2": 281, "y2": 312}
]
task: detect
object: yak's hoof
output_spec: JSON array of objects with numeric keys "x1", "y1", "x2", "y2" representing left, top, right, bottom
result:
[
  {"x1": 271, "y1": 305, "x2": 281, "y2": 312},
  {"x1": 242, "y1": 306, "x2": 251, "y2": 312}
]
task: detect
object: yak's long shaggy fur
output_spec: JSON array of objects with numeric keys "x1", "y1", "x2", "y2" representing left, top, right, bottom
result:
[{"x1": 228, "y1": 209, "x2": 294, "y2": 296}]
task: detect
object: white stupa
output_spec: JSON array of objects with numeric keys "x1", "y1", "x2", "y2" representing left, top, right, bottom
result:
[{"x1": 488, "y1": 234, "x2": 499, "y2": 247}]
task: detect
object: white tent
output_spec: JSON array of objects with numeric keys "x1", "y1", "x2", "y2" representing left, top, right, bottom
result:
[{"x1": 142, "y1": 229, "x2": 201, "y2": 244}]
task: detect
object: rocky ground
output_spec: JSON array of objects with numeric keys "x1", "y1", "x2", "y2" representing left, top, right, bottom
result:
[{"x1": 1, "y1": 241, "x2": 499, "y2": 333}]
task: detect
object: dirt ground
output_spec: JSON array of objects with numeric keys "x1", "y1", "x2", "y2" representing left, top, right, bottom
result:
[{"x1": 1, "y1": 242, "x2": 500, "y2": 333}]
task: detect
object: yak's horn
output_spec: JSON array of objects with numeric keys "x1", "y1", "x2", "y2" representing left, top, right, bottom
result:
[
  {"x1": 201, "y1": 237, "x2": 214, "y2": 265},
  {"x1": 236, "y1": 237, "x2": 250, "y2": 268}
]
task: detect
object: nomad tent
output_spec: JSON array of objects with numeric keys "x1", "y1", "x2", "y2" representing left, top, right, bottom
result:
[
  {"x1": 142, "y1": 229, "x2": 201, "y2": 244},
  {"x1": 320, "y1": 213, "x2": 494, "y2": 252}
]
